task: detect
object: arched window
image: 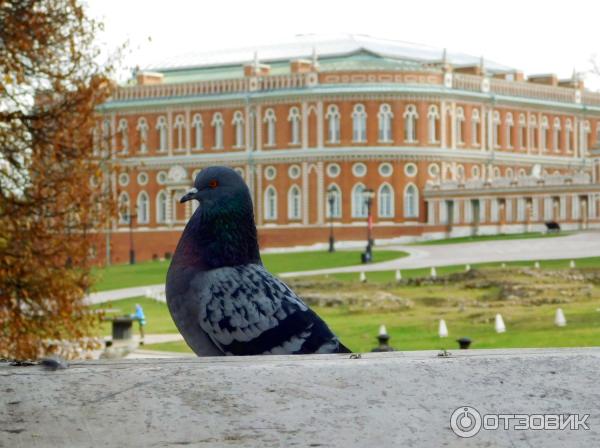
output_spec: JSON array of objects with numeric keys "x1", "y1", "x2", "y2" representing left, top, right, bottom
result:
[
  {"x1": 137, "y1": 191, "x2": 149, "y2": 224},
  {"x1": 211, "y1": 112, "x2": 224, "y2": 149},
  {"x1": 581, "y1": 120, "x2": 591, "y2": 154},
  {"x1": 264, "y1": 186, "x2": 277, "y2": 220},
  {"x1": 118, "y1": 119, "x2": 128, "y2": 154},
  {"x1": 326, "y1": 104, "x2": 340, "y2": 143},
  {"x1": 427, "y1": 105, "x2": 440, "y2": 143},
  {"x1": 456, "y1": 107, "x2": 465, "y2": 144},
  {"x1": 552, "y1": 118, "x2": 561, "y2": 152},
  {"x1": 505, "y1": 113, "x2": 514, "y2": 148},
  {"x1": 351, "y1": 184, "x2": 367, "y2": 218},
  {"x1": 264, "y1": 108, "x2": 276, "y2": 146},
  {"x1": 173, "y1": 115, "x2": 185, "y2": 150},
  {"x1": 528, "y1": 115, "x2": 538, "y2": 150},
  {"x1": 287, "y1": 185, "x2": 301, "y2": 220},
  {"x1": 156, "y1": 116, "x2": 168, "y2": 152},
  {"x1": 352, "y1": 104, "x2": 367, "y2": 143},
  {"x1": 136, "y1": 117, "x2": 148, "y2": 153},
  {"x1": 232, "y1": 111, "x2": 245, "y2": 148},
  {"x1": 403, "y1": 104, "x2": 418, "y2": 143},
  {"x1": 471, "y1": 109, "x2": 481, "y2": 146},
  {"x1": 326, "y1": 184, "x2": 342, "y2": 218},
  {"x1": 288, "y1": 107, "x2": 301, "y2": 145},
  {"x1": 118, "y1": 192, "x2": 130, "y2": 225},
  {"x1": 192, "y1": 113, "x2": 203, "y2": 150},
  {"x1": 156, "y1": 190, "x2": 168, "y2": 223},
  {"x1": 404, "y1": 184, "x2": 419, "y2": 218},
  {"x1": 378, "y1": 103, "x2": 393, "y2": 142},
  {"x1": 506, "y1": 167, "x2": 514, "y2": 178},
  {"x1": 518, "y1": 113, "x2": 527, "y2": 149},
  {"x1": 565, "y1": 119, "x2": 572, "y2": 152},
  {"x1": 492, "y1": 111, "x2": 501, "y2": 148},
  {"x1": 540, "y1": 116, "x2": 549, "y2": 151},
  {"x1": 378, "y1": 184, "x2": 394, "y2": 218}
]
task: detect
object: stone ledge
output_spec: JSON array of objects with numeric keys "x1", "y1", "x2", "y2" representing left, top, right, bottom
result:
[{"x1": 2, "y1": 348, "x2": 599, "y2": 447}]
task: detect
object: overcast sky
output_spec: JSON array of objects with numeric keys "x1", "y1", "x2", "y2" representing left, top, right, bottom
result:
[{"x1": 86, "y1": 0, "x2": 600, "y2": 89}]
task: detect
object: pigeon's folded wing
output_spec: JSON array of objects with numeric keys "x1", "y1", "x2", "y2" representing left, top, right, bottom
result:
[{"x1": 189, "y1": 264, "x2": 345, "y2": 355}]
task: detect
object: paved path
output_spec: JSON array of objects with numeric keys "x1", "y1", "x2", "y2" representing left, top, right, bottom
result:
[
  {"x1": 280, "y1": 231, "x2": 600, "y2": 277},
  {"x1": 85, "y1": 283, "x2": 164, "y2": 305}
]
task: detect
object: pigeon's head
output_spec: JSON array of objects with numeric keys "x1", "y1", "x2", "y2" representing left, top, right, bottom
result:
[{"x1": 180, "y1": 166, "x2": 252, "y2": 215}]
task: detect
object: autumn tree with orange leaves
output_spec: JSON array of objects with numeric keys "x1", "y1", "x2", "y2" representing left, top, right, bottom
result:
[{"x1": 1, "y1": 0, "x2": 116, "y2": 359}]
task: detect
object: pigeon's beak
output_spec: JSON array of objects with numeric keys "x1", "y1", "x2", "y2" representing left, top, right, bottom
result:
[{"x1": 180, "y1": 187, "x2": 198, "y2": 204}]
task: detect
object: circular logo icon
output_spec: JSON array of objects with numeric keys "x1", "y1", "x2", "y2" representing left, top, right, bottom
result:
[{"x1": 450, "y1": 406, "x2": 482, "y2": 438}]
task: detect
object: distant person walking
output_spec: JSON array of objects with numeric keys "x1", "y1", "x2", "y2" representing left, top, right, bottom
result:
[{"x1": 133, "y1": 304, "x2": 146, "y2": 344}]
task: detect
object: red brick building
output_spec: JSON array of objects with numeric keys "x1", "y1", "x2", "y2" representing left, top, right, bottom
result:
[{"x1": 96, "y1": 35, "x2": 600, "y2": 263}]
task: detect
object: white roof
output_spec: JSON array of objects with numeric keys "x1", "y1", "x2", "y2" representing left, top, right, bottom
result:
[{"x1": 144, "y1": 34, "x2": 515, "y2": 73}]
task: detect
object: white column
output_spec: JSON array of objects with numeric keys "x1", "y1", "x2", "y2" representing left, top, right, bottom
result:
[
  {"x1": 256, "y1": 164, "x2": 263, "y2": 225},
  {"x1": 480, "y1": 106, "x2": 486, "y2": 152},
  {"x1": 441, "y1": 101, "x2": 447, "y2": 148},
  {"x1": 167, "y1": 109, "x2": 173, "y2": 156},
  {"x1": 450, "y1": 102, "x2": 456, "y2": 149},
  {"x1": 301, "y1": 102, "x2": 309, "y2": 149},
  {"x1": 573, "y1": 116, "x2": 578, "y2": 158},
  {"x1": 185, "y1": 108, "x2": 191, "y2": 155},
  {"x1": 245, "y1": 103, "x2": 251, "y2": 152},
  {"x1": 302, "y1": 162, "x2": 309, "y2": 225},
  {"x1": 317, "y1": 161, "x2": 324, "y2": 224},
  {"x1": 538, "y1": 111, "x2": 542, "y2": 156},
  {"x1": 317, "y1": 101, "x2": 324, "y2": 148}
]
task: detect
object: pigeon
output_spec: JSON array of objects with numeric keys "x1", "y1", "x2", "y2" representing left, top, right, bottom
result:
[{"x1": 166, "y1": 166, "x2": 351, "y2": 356}]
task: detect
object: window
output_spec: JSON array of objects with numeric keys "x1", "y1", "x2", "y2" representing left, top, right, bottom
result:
[
  {"x1": 264, "y1": 108, "x2": 276, "y2": 146},
  {"x1": 232, "y1": 111, "x2": 245, "y2": 148},
  {"x1": 553, "y1": 118, "x2": 561, "y2": 152},
  {"x1": 378, "y1": 103, "x2": 393, "y2": 142},
  {"x1": 456, "y1": 165, "x2": 465, "y2": 181},
  {"x1": 378, "y1": 184, "x2": 394, "y2": 218},
  {"x1": 404, "y1": 184, "x2": 419, "y2": 218},
  {"x1": 118, "y1": 192, "x2": 130, "y2": 225},
  {"x1": 326, "y1": 104, "x2": 340, "y2": 143},
  {"x1": 506, "y1": 167, "x2": 514, "y2": 178},
  {"x1": 518, "y1": 114, "x2": 526, "y2": 149},
  {"x1": 264, "y1": 166, "x2": 277, "y2": 180},
  {"x1": 505, "y1": 113, "x2": 514, "y2": 148},
  {"x1": 156, "y1": 116, "x2": 167, "y2": 152},
  {"x1": 211, "y1": 112, "x2": 224, "y2": 149},
  {"x1": 118, "y1": 119, "x2": 128, "y2": 154},
  {"x1": 288, "y1": 107, "x2": 301, "y2": 145},
  {"x1": 156, "y1": 190, "x2": 167, "y2": 223},
  {"x1": 528, "y1": 115, "x2": 537, "y2": 150},
  {"x1": 137, "y1": 118, "x2": 148, "y2": 153},
  {"x1": 327, "y1": 163, "x2": 340, "y2": 178},
  {"x1": 174, "y1": 115, "x2": 185, "y2": 150},
  {"x1": 581, "y1": 120, "x2": 591, "y2": 154},
  {"x1": 288, "y1": 165, "x2": 301, "y2": 179},
  {"x1": 472, "y1": 166, "x2": 480, "y2": 179},
  {"x1": 192, "y1": 114, "x2": 203, "y2": 150},
  {"x1": 352, "y1": 163, "x2": 367, "y2": 177},
  {"x1": 427, "y1": 105, "x2": 440, "y2": 143},
  {"x1": 404, "y1": 163, "x2": 417, "y2": 177},
  {"x1": 351, "y1": 184, "x2": 368, "y2": 218},
  {"x1": 156, "y1": 171, "x2": 168, "y2": 185},
  {"x1": 456, "y1": 107, "x2": 465, "y2": 145},
  {"x1": 492, "y1": 111, "x2": 501, "y2": 148},
  {"x1": 264, "y1": 186, "x2": 277, "y2": 220},
  {"x1": 137, "y1": 172, "x2": 148, "y2": 185},
  {"x1": 352, "y1": 104, "x2": 367, "y2": 143},
  {"x1": 379, "y1": 163, "x2": 393, "y2": 177},
  {"x1": 540, "y1": 116, "x2": 549, "y2": 151},
  {"x1": 428, "y1": 163, "x2": 439, "y2": 178},
  {"x1": 118, "y1": 173, "x2": 129, "y2": 187},
  {"x1": 137, "y1": 191, "x2": 149, "y2": 224},
  {"x1": 404, "y1": 104, "x2": 418, "y2": 143},
  {"x1": 326, "y1": 184, "x2": 342, "y2": 218},
  {"x1": 471, "y1": 109, "x2": 481, "y2": 146},
  {"x1": 288, "y1": 185, "x2": 301, "y2": 220},
  {"x1": 565, "y1": 119, "x2": 572, "y2": 152}
]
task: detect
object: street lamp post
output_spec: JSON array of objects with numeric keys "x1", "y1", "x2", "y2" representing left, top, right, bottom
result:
[
  {"x1": 327, "y1": 187, "x2": 336, "y2": 252},
  {"x1": 363, "y1": 188, "x2": 375, "y2": 262},
  {"x1": 128, "y1": 213, "x2": 137, "y2": 265}
]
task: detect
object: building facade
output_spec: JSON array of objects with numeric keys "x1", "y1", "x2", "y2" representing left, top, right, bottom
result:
[{"x1": 97, "y1": 35, "x2": 600, "y2": 263}]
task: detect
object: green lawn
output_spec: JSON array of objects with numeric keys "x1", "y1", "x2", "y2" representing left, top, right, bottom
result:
[
  {"x1": 326, "y1": 257, "x2": 600, "y2": 283},
  {"x1": 91, "y1": 250, "x2": 407, "y2": 292},
  {"x1": 412, "y1": 231, "x2": 571, "y2": 246}
]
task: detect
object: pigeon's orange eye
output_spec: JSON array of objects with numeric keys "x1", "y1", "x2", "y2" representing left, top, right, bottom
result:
[{"x1": 209, "y1": 179, "x2": 218, "y2": 189}]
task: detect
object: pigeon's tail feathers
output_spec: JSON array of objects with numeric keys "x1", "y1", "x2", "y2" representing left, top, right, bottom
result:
[{"x1": 337, "y1": 342, "x2": 352, "y2": 354}]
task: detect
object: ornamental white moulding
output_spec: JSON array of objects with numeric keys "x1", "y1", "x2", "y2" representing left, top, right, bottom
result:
[
  {"x1": 167, "y1": 165, "x2": 189, "y2": 184},
  {"x1": 443, "y1": 72, "x2": 452, "y2": 89},
  {"x1": 481, "y1": 77, "x2": 490, "y2": 93}
]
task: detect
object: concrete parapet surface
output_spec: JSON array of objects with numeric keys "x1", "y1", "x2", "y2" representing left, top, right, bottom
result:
[{"x1": 1, "y1": 348, "x2": 599, "y2": 447}]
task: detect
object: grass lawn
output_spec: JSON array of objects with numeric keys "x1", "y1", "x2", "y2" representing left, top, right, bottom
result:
[
  {"x1": 412, "y1": 231, "x2": 571, "y2": 246},
  {"x1": 91, "y1": 249, "x2": 407, "y2": 292},
  {"x1": 326, "y1": 257, "x2": 600, "y2": 283}
]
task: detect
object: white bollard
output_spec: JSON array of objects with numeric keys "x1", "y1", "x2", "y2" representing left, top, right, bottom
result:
[
  {"x1": 570, "y1": 260, "x2": 576, "y2": 269},
  {"x1": 465, "y1": 264, "x2": 471, "y2": 272},
  {"x1": 438, "y1": 319, "x2": 448, "y2": 338},
  {"x1": 495, "y1": 314, "x2": 506, "y2": 333},
  {"x1": 501, "y1": 263, "x2": 506, "y2": 269},
  {"x1": 379, "y1": 324, "x2": 388, "y2": 337},
  {"x1": 534, "y1": 261, "x2": 540, "y2": 269},
  {"x1": 555, "y1": 308, "x2": 567, "y2": 327},
  {"x1": 430, "y1": 267, "x2": 437, "y2": 279},
  {"x1": 395, "y1": 269, "x2": 402, "y2": 282},
  {"x1": 360, "y1": 271, "x2": 367, "y2": 283}
]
